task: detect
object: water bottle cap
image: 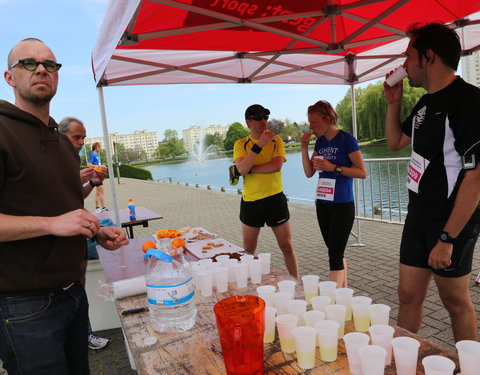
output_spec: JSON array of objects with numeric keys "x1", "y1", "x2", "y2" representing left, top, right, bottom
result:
[
  {"x1": 144, "y1": 248, "x2": 173, "y2": 262},
  {"x1": 128, "y1": 198, "x2": 133, "y2": 202}
]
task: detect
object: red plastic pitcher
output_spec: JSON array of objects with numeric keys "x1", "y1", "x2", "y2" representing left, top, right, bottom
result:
[{"x1": 214, "y1": 295, "x2": 265, "y2": 375}]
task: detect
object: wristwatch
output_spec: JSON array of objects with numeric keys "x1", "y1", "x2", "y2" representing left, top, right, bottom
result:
[
  {"x1": 89, "y1": 179, "x2": 102, "y2": 187},
  {"x1": 251, "y1": 143, "x2": 262, "y2": 154},
  {"x1": 334, "y1": 166, "x2": 343, "y2": 176},
  {"x1": 439, "y1": 231, "x2": 457, "y2": 243}
]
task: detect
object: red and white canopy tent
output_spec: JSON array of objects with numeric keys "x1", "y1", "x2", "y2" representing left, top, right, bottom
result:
[{"x1": 92, "y1": 0, "x2": 480, "y2": 220}]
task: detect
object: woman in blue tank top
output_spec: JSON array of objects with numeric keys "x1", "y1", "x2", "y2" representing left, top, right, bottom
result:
[{"x1": 301, "y1": 100, "x2": 366, "y2": 287}]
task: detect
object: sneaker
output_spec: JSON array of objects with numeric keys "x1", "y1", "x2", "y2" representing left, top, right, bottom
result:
[
  {"x1": 101, "y1": 207, "x2": 109, "y2": 212},
  {"x1": 88, "y1": 333, "x2": 109, "y2": 350},
  {"x1": 95, "y1": 207, "x2": 103, "y2": 213}
]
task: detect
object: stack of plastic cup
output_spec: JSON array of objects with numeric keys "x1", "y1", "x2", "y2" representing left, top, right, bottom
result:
[
  {"x1": 196, "y1": 269, "x2": 213, "y2": 297},
  {"x1": 422, "y1": 355, "x2": 455, "y2": 375},
  {"x1": 287, "y1": 299, "x2": 307, "y2": 325},
  {"x1": 256, "y1": 285, "x2": 276, "y2": 306},
  {"x1": 248, "y1": 259, "x2": 262, "y2": 284},
  {"x1": 264, "y1": 306, "x2": 277, "y2": 343},
  {"x1": 358, "y1": 345, "x2": 387, "y2": 375},
  {"x1": 369, "y1": 304, "x2": 391, "y2": 326},
  {"x1": 301, "y1": 275, "x2": 320, "y2": 303},
  {"x1": 325, "y1": 304, "x2": 347, "y2": 338},
  {"x1": 233, "y1": 263, "x2": 249, "y2": 288},
  {"x1": 315, "y1": 320, "x2": 339, "y2": 362},
  {"x1": 318, "y1": 281, "x2": 337, "y2": 303},
  {"x1": 391, "y1": 336, "x2": 420, "y2": 375},
  {"x1": 310, "y1": 295, "x2": 331, "y2": 313},
  {"x1": 275, "y1": 314, "x2": 298, "y2": 353},
  {"x1": 368, "y1": 324, "x2": 394, "y2": 366},
  {"x1": 212, "y1": 266, "x2": 229, "y2": 293},
  {"x1": 334, "y1": 287, "x2": 354, "y2": 321},
  {"x1": 278, "y1": 280, "x2": 296, "y2": 299},
  {"x1": 455, "y1": 340, "x2": 480, "y2": 375},
  {"x1": 291, "y1": 326, "x2": 317, "y2": 370},
  {"x1": 257, "y1": 253, "x2": 271, "y2": 275},
  {"x1": 352, "y1": 296, "x2": 372, "y2": 332},
  {"x1": 225, "y1": 258, "x2": 238, "y2": 283},
  {"x1": 343, "y1": 332, "x2": 370, "y2": 375},
  {"x1": 273, "y1": 292, "x2": 293, "y2": 314}
]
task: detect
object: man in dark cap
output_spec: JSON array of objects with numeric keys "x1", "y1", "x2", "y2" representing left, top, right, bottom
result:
[{"x1": 233, "y1": 104, "x2": 299, "y2": 277}]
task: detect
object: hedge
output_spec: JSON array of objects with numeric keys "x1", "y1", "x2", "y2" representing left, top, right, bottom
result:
[{"x1": 113, "y1": 164, "x2": 153, "y2": 180}]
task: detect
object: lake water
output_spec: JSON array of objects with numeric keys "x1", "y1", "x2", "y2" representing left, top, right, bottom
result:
[{"x1": 143, "y1": 144, "x2": 411, "y2": 209}]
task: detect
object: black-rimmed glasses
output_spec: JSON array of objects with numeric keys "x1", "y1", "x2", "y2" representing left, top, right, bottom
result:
[
  {"x1": 9, "y1": 59, "x2": 62, "y2": 73},
  {"x1": 248, "y1": 114, "x2": 269, "y2": 121}
]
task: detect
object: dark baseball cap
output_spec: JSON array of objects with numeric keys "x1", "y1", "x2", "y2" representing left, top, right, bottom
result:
[{"x1": 245, "y1": 104, "x2": 270, "y2": 120}]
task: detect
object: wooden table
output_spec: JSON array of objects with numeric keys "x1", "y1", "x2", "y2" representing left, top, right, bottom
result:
[
  {"x1": 97, "y1": 237, "x2": 460, "y2": 375},
  {"x1": 95, "y1": 207, "x2": 162, "y2": 238}
]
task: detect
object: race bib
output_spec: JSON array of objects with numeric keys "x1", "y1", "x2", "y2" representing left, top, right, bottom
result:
[
  {"x1": 316, "y1": 178, "x2": 336, "y2": 201},
  {"x1": 406, "y1": 150, "x2": 430, "y2": 193}
]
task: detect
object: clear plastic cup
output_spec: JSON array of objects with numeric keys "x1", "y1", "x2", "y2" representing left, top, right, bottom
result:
[
  {"x1": 352, "y1": 296, "x2": 372, "y2": 332},
  {"x1": 225, "y1": 258, "x2": 238, "y2": 283},
  {"x1": 196, "y1": 269, "x2": 213, "y2": 297},
  {"x1": 198, "y1": 258, "x2": 213, "y2": 267},
  {"x1": 275, "y1": 314, "x2": 298, "y2": 353},
  {"x1": 385, "y1": 65, "x2": 408, "y2": 87},
  {"x1": 455, "y1": 340, "x2": 480, "y2": 375},
  {"x1": 318, "y1": 281, "x2": 337, "y2": 303},
  {"x1": 256, "y1": 285, "x2": 276, "y2": 306},
  {"x1": 301, "y1": 275, "x2": 320, "y2": 303},
  {"x1": 343, "y1": 332, "x2": 370, "y2": 375},
  {"x1": 287, "y1": 299, "x2": 307, "y2": 326},
  {"x1": 325, "y1": 304, "x2": 347, "y2": 339},
  {"x1": 391, "y1": 336, "x2": 420, "y2": 375},
  {"x1": 264, "y1": 306, "x2": 277, "y2": 344},
  {"x1": 213, "y1": 266, "x2": 229, "y2": 293},
  {"x1": 334, "y1": 287, "x2": 354, "y2": 321},
  {"x1": 358, "y1": 345, "x2": 387, "y2": 375},
  {"x1": 233, "y1": 263, "x2": 249, "y2": 288},
  {"x1": 277, "y1": 280, "x2": 296, "y2": 299},
  {"x1": 291, "y1": 326, "x2": 317, "y2": 369},
  {"x1": 240, "y1": 254, "x2": 254, "y2": 263},
  {"x1": 215, "y1": 255, "x2": 230, "y2": 264},
  {"x1": 303, "y1": 310, "x2": 324, "y2": 347},
  {"x1": 368, "y1": 324, "x2": 394, "y2": 366},
  {"x1": 422, "y1": 355, "x2": 456, "y2": 375},
  {"x1": 273, "y1": 292, "x2": 293, "y2": 315},
  {"x1": 369, "y1": 304, "x2": 391, "y2": 326},
  {"x1": 315, "y1": 320, "x2": 339, "y2": 362},
  {"x1": 257, "y1": 253, "x2": 271, "y2": 275},
  {"x1": 248, "y1": 259, "x2": 262, "y2": 284},
  {"x1": 310, "y1": 295, "x2": 331, "y2": 313}
]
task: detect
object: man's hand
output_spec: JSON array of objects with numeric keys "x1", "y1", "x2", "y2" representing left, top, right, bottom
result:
[
  {"x1": 47, "y1": 209, "x2": 100, "y2": 238},
  {"x1": 96, "y1": 226, "x2": 129, "y2": 250},
  {"x1": 257, "y1": 130, "x2": 275, "y2": 148},
  {"x1": 383, "y1": 71, "x2": 404, "y2": 104},
  {"x1": 428, "y1": 241, "x2": 453, "y2": 269},
  {"x1": 80, "y1": 168, "x2": 94, "y2": 184},
  {"x1": 91, "y1": 166, "x2": 107, "y2": 185}
]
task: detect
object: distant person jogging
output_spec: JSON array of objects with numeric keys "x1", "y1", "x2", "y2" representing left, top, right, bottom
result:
[{"x1": 88, "y1": 141, "x2": 108, "y2": 213}]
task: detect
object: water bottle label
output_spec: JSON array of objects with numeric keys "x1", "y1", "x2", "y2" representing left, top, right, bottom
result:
[{"x1": 146, "y1": 278, "x2": 194, "y2": 306}]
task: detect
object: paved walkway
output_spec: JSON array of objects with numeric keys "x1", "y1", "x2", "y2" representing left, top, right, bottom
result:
[{"x1": 2, "y1": 178, "x2": 478, "y2": 374}]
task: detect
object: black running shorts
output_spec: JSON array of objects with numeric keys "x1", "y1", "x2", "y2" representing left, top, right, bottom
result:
[{"x1": 240, "y1": 192, "x2": 290, "y2": 228}]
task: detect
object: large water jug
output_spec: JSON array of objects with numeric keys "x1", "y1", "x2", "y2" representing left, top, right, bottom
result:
[{"x1": 144, "y1": 248, "x2": 197, "y2": 333}]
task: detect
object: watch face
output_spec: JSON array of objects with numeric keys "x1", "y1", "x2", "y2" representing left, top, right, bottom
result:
[{"x1": 440, "y1": 233, "x2": 448, "y2": 241}]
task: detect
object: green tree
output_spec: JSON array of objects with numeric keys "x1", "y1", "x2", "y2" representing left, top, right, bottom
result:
[
  {"x1": 223, "y1": 122, "x2": 250, "y2": 150},
  {"x1": 113, "y1": 142, "x2": 128, "y2": 163},
  {"x1": 280, "y1": 124, "x2": 302, "y2": 142},
  {"x1": 155, "y1": 129, "x2": 186, "y2": 159},
  {"x1": 268, "y1": 118, "x2": 285, "y2": 135},
  {"x1": 204, "y1": 132, "x2": 224, "y2": 149}
]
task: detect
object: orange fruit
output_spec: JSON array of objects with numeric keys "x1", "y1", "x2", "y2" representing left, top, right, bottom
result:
[
  {"x1": 171, "y1": 237, "x2": 186, "y2": 248},
  {"x1": 93, "y1": 166, "x2": 102, "y2": 173},
  {"x1": 141, "y1": 240, "x2": 157, "y2": 253}
]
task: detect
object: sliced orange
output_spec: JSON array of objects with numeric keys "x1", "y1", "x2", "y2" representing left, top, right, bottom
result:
[
  {"x1": 171, "y1": 237, "x2": 186, "y2": 248},
  {"x1": 141, "y1": 240, "x2": 157, "y2": 253},
  {"x1": 93, "y1": 166, "x2": 102, "y2": 173}
]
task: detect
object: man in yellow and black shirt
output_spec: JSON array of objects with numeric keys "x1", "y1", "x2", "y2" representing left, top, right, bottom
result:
[{"x1": 233, "y1": 104, "x2": 299, "y2": 277}]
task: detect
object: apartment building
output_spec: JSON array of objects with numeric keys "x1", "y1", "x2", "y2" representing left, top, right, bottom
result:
[
  {"x1": 461, "y1": 50, "x2": 480, "y2": 88},
  {"x1": 85, "y1": 130, "x2": 158, "y2": 158},
  {"x1": 182, "y1": 124, "x2": 229, "y2": 154}
]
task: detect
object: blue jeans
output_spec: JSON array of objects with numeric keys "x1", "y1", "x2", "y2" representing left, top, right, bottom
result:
[{"x1": 0, "y1": 281, "x2": 90, "y2": 375}]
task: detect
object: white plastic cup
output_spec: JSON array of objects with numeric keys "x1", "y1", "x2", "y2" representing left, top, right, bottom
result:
[
  {"x1": 455, "y1": 340, "x2": 480, "y2": 375},
  {"x1": 198, "y1": 258, "x2": 213, "y2": 267},
  {"x1": 225, "y1": 258, "x2": 238, "y2": 283},
  {"x1": 385, "y1": 65, "x2": 408, "y2": 87},
  {"x1": 273, "y1": 292, "x2": 293, "y2": 315},
  {"x1": 315, "y1": 319, "x2": 339, "y2": 362},
  {"x1": 318, "y1": 281, "x2": 337, "y2": 303},
  {"x1": 422, "y1": 355, "x2": 456, "y2": 375},
  {"x1": 369, "y1": 304, "x2": 391, "y2": 326},
  {"x1": 264, "y1": 306, "x2": 277, "y2": 344},
  {"x1": 368, "y1": 324, "x2": 395, "y2": 366},
  {"x1": 301, "y1": 275, "x2": 320, "y2": 303},
  {"x1": 314, "y1": 155, "x2": 325, "y2": 172},
  {"x1": 240, "y1": 254, "x2": 254, "y2": 263},
  {"x1": 233, "y1": 263, "x2": 249, "y2": 288},
  {"x1": 302, "y1": 310, "x2": 324, "y2": 347},
  {"x1": 343, "y1": 332, "x2": 370, "y2": 375},
  {"x1": 391, "y1": 336, "x2": 420, "y2": 375},
  {"x1": 248, "y1": 259, "x2": 262, "y2": 284},
  {"x1": 215, "y1": 255, "x2": 230, "y2": 264},
  {"x1": 358, "y1": 345, "x2": 387, "y2": 375},
  {"x1": 334, "y1": 287, "x2": 354, "y2": 321},
  {"x1": 287, "y1": 299, "x2": 308, "y2": 326},
  {"x1": 291, "y1": 326, "x2": 317, "y2": 370},
  {"x1": 310, "y1": 295, "x2": 331, "y2": 313},
  {"x1": 325, "y1": 304, "x2": 347, "y2": 338},
  {"x1": 256, "y1": 285, "x2": 276, "y2": 306},
  {"x1": 352, "y1": 296, "x2": 372, "y2": 332},
  {"x1": 212, "y1": 266, "x2": 228, "y2": 293},
  {"x1": 275, "y1": 314, "x2": 299, "y2": 353},
  {"x1": 257, "y1": 253, "x2": 271, "y2": 274},
  {"x1": 277, "y1": 280, "x2": 296, "y2": 299},
  {"x1": 196, "y1": 270, "x2": 213, "y2": 297}
]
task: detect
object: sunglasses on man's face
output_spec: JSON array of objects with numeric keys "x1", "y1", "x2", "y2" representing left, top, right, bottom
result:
[{"x1": 249, "y1": 114, "x2": 269, "y2": 121}]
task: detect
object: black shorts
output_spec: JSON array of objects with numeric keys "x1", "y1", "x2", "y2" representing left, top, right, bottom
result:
[
  {"x1": 400, "y1": 206, "x2": 480, "y2": 277},
  {"x1": 240, "y1": 192, "x2": 290, "y2": 228}
]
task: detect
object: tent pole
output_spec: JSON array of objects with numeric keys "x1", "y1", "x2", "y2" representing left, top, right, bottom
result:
[
  {"x1": 97, "y1": 86, "x2": 120, "y2": 226},
  {"x1": 350, "y1": 83, "x2": 365, "y2": 247}
]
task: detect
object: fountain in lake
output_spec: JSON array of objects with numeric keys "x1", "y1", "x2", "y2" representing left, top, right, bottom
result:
[{"x1": 190, "y1": 132, "x2": 218, "y2": 162}]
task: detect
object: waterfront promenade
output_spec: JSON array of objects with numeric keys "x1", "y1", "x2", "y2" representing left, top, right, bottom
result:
[{"x1": 2, "y1": 178, "x2": 478, "y2": 374}]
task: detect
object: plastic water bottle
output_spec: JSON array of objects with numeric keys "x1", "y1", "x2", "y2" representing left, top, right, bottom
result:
[
  {"x1": 128, "y1": 198, "x2": 136, "y2": 221},
  {"x1": 144, "y1": 248, "x2": 197, "y2": 333}
]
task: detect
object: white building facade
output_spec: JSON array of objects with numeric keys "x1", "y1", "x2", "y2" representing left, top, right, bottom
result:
[
  {"x1": 85, "y1": 130, "x2": 158, "y2": 158},
  {"x1": 461, "y1": 51, "x2": 480, "y2": 88},
  {"x1": 182, "y1": 125, "x2": 229, "y2": 154}
]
